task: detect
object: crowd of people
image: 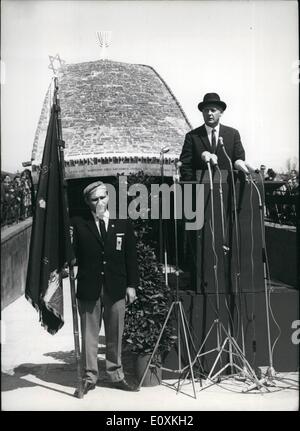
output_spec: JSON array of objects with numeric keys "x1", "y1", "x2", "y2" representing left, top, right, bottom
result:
[
  {"x1": 262, "y1": 166, "x2": 299, "y2": 226},
  {"x1": 1, "y1": 169, "x2": 34, "y2": 227},
  {"x1": 1, "y1": 162, "x2": 298, "y2": 229},
  {"x1": 260, "y1": 165, "x2": 299, "y2": 190}
]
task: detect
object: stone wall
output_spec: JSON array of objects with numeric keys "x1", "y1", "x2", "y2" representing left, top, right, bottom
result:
[{"x1": 1, "y1": 219, "x2": 32, "y2": 309}]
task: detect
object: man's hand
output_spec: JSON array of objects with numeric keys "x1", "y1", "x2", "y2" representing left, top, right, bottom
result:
[{"x1": 126, "y1": 287, "x2": 137, "y2": 305}]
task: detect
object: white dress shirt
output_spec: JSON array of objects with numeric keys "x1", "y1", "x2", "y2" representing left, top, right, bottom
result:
[
  {"x1": 205, "y1": 123, "x2": 220, "y2": 148},
  {"x1": 92, "y1": 210, "x2": 109, "y2": 235}
]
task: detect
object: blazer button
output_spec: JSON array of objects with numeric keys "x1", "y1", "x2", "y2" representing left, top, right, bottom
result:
[
  {"x1": 103, "y1": 261, "x2": 106, "y2": 265},
  {"x1": 101, "y1": 271, "x2": 104, "y2": 275}
]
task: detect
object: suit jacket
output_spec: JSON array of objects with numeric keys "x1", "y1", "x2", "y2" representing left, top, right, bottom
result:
[
  {"x1": 71, "y1": 213, "x2": 139, "y2": 302},
  {"x1": 179, "y1": 124, "x2": 245, "y2": 181}
]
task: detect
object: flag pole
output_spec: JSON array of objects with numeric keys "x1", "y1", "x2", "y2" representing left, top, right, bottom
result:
[{"x1": 53, "y1": 77, "x2": 84, "y2": 398}]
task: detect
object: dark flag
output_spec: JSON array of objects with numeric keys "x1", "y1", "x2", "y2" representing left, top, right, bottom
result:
[{"x1": 25, "y1": 104, "x2": 74, "y2": 334}]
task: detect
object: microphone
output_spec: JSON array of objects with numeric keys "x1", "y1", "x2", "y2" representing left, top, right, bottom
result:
[
  {"x1": 219, "y1": 136, "x2": 232, "y2": 170},
  {"x1": 201, "y1": 151, "x2": 218, "y2": 166},
  {"x1": 234, "y1": 159, "x2": 250, "y2": 175},
  {"x1": 234, "y1": 159, "x2": 259, "y2": 176},
  {"x1": 246, "y1": 163, "x2": 258, "y2": 174},
  {"x1": 174, "y1": 160, "x2": 182, "y2": 181},
  {"x1": 201, "y1": 151, "x2": 211, "y2": 164},
  {"x1": 160, "y1": 146, "x2": 170, "y2": 154},
  {"x1": 219, "y1": 137, "x2": 258, "y2": 174},
  {"x1": 210, "y1": 154, "x2": 218, "y2": 167},
  {"x1": 243, "y1": 162, "x2": 259, "y2": 174}
]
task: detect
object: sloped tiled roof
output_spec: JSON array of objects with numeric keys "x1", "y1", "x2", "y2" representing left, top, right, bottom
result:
[{"x1": 31, "y1": 60, "x2": 192, "y2": 177}]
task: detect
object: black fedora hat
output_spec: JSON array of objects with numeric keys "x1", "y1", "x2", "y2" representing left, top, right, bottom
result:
[{"x1": 198, "y1": 93, "x2": 227, "y2": 112}]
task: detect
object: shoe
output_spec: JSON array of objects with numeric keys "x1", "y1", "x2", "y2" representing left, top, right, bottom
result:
[
  {"x1": 74, "y1": 380, "x2": 96, "y2": 398},
  {"x1": 84, "y1": 380, "x2": 96, "y2": 394},
  {"x1": 74, "y1": 380, "x2": 96, "y2": 397},
  {"x1": 112, "y1": 379, "x2": 139, "y2": 392}
]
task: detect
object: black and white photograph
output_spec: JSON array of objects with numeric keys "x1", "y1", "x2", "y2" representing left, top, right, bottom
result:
[{"x1": 1, "y1": 0, "x2": 299, "y2": 413}]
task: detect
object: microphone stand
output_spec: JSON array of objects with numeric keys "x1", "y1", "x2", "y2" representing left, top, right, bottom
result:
[
  {"x1": 184, "y1": 153, "x2": 261, "y2": 392},
  {"x1": 215, "y1": 165, "x2": 235, "y2": 375},
  {"x1": 159, "y1": 150, "x2": 168, "y2": 286},
  {"x1": 137, "y1": 162, "x2": 198, "y2": 399},
  {"x1": 243, "y1": 174, "x2": 279, "y2": 392},
  {"x1": 220, "y1": 147, "x2": 249, "y2": 378}
]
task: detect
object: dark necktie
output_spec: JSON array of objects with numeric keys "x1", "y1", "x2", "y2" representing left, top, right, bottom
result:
[
  {"x1": 99, "y1": 218, "x2": 107, "y2": 242},
  {"x1": 211, "y1": 128, "x2": 217, "y2": 154}
]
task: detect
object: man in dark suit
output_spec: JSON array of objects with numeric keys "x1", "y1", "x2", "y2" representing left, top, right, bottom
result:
[
  {"x1": 71, "y1": 181, "x2": 139, "y2": 394},
  {"x1": 180, "y1": 93, "x2": 246, "y2": 180}
]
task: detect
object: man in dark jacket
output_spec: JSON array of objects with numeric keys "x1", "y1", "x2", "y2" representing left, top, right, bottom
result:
[
  {"x1": 180, "y1": 93, "x2": 246, "y2": 180},
  {"x1": 71, "y1": 181, "x2": 139, "y2": 394}
]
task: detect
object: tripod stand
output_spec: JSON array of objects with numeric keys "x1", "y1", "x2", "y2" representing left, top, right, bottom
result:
[
  {"x1": 217, "y1": 146, "x2": 259, "y2": 381},
  {"x1": 181, "y1": 161, "x2": 261, "y2": 392},
  {"x1": 137, "y1": 162, "x2": 199, "y2": 398},
  {"x1": 242, "y1": 174, "x2": 282, "y2": 392}
]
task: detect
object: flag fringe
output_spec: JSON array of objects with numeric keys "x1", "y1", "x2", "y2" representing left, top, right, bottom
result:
[
  {"x1": 40, "y1": 301, "x2": 64, "y2": 335},
  {"x1": 43, "y1": 300, "x2": 65, "y2": 322},
  {"x1": 40, "y1": 318, "x2": 64, "y2": 336},
  {"x1": 25, "y1": 292, "x2": 40, "y2": 313},
  {"x1": 25, "y1": 293, "x2": 64, "y2": 335}
]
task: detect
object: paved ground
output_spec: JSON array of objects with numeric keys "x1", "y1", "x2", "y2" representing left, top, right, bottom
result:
[{"x1": 1, "y1": 278, "x2": 299, "y2": 412}]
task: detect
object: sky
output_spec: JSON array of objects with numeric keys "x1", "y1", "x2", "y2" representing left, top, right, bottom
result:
[{"x1": 1, "y1": 0, "x2": 299, "y2": 174}]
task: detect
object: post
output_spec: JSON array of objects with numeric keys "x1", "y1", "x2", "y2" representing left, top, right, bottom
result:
[{"x1": 53, "y1": 77, "x2": 84, "y2": 398}]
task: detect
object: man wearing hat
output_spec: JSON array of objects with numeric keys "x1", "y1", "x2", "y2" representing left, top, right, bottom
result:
[
  {"x1": 71, "y1": 181, "x2": 139, "y2": 394},
  {"x1": 180, "y1": 93, "x2": 246, "y2": 180}
]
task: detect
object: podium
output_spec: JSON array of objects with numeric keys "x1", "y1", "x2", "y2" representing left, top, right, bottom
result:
[{"x1": 181, "y1": 170, "x2": 264, "y2": 294}]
